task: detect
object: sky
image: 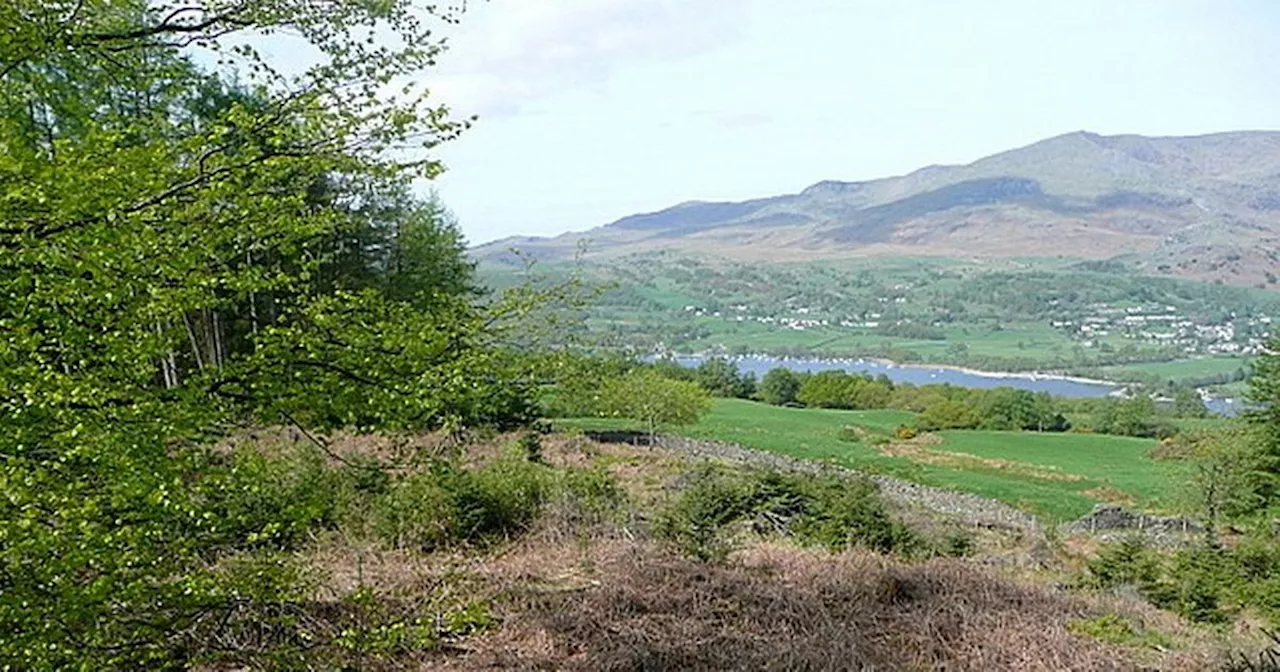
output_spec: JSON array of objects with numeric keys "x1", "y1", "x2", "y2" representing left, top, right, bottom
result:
[{"x1": 415, "y1": 0, "x2": 1280, "y2": 245}]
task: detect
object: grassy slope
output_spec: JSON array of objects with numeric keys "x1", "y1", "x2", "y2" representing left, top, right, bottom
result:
[
  {"x1": 934, "y1": 431, "x2": 1183, "y2": 511},
  {"x1": 1100, "y1": 357, "x2": 1250, "y2": 381},
  {"x1": 560, "y1": 398, "x2": 1189, "y2": 521}
]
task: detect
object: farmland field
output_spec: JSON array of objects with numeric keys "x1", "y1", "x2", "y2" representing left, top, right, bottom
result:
[
  {"x1": 558, "y1": 398, "x2": 1189, "y2": 521},
  {"x1": 480, "y1": 252, "x2": 1277, "y2": 388},
  {"x1": 1100, "y1": 357, "x2": 1251, "y2": 382}
]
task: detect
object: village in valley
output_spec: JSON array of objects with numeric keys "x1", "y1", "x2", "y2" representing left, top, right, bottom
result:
[
  {"x1": 1049, "y1": 303, "x2": 1273, "y2": 356},
  {"x1": 681, "y1": 299, "x2": 1272, "y2": 357}
]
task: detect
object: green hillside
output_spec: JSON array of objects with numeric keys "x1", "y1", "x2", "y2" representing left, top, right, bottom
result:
[
  {"x1": 490, "y1": 252, "x2": 1272, "y2": 385},
  {"x1": 560, "y1": 398, "x2": 1189, "y2": 521}
]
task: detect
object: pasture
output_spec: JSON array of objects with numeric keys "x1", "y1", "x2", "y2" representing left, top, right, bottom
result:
[{"x1": 559, "y1": 398, "x2": 1189, "y2": 521}]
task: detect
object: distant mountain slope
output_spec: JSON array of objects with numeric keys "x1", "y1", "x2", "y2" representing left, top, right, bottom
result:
[{"x1": 472, "y1": 131, "x2": 1280, "y2": 287}]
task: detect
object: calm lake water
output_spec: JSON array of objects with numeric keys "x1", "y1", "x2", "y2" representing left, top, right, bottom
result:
[
  {"x1": 665, "y1": 354, "x2": 1243, "y2": 416},
  {"x1": 668, "y1": 354, "x2": 1118, "y2": 397}
]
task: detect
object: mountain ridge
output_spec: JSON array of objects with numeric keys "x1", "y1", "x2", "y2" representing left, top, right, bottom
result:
[{"x1": 473, "y1": 130, "x2": 1280, "y2": 287}]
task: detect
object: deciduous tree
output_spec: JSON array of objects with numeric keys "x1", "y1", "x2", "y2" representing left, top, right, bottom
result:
[
  {"x1": 600, "y1": 369, "x2": 713, "y2": 443},
  {"x1": 0, "y1": 1, "x2": 539, "y2": 666}
]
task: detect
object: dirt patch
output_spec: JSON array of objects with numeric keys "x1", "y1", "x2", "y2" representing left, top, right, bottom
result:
[
  {"x1": 878, "y1": 437, "x2": 1083, "y2": 483},
  {"x1": 444, "y1": 541, "x2": 1167, "y2": 671},
  {"x1": 1083, "y1": 486, "x2": 1139, "y2": 507},
  {"x1": 914, "y1": 431, "x2": 945, "y2": 445}
]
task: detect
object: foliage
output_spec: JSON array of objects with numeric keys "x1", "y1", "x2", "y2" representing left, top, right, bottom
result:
[
  {"x1": 538, "y1": 353, "x2": 635, "y2": 418},
  {"x1": 693, "y1": 356, "x2": 756, "y2": 398},
  {"x1": 333, "y1": 590, "x2": 493, "y2": 661},
  {"x1": 516, "y1": 431, "x2": 544, "y2": 463},
  {"x1": 369, "y1": 470, "x2": 460, "y2": 551},
  {"x1": 552, "y1": 464, "x2": 628, "y2": 527},
  {"x1": 1173, "y1": 388, "x2": 1210, "y2": 419},
  {"x1": 369, "y1": 456, "x2": 558, "y2": 551},
  {"x1": 1248, "y1": 336, "x2": 1280, "y2": 501},
  {"x1": 1095, "y1": 395, "x2": 1177, "y2": 439},
  {"x1": 1086, "y1": 535, "x2": 1280, "y2": 627},
  {"x1": 1085, "y1": 536, "x2": 1163, "y2": 591},
  {"x1": 1179, "y1": 426, "x2": 1275, "y2": 524},
  {"x1": 654, "y1": 465, "x2": 918, "y2": 562},
  {"x1": 796, "y1": 370, "x2": 893, "y2": 410},
  {"x1": 0, "y1": 0, "x2": 553, "y2": 666},
  {"x1": 757, "y1": 366, "x2": 802, "y2": 405},
  {"x1": 916, "y1": 398, "x2": 983, "y2": 431},
  {"x1": 1067, "y1": 614, "x2": 1171, "y2": 649},
  {"x1": 598, "y1": 368, "x2": 713, "y2": 439}
]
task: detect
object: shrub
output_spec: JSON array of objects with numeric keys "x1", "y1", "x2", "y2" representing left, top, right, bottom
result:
[
  {"x1": 1085, "y1": 536, "x2": 1163, "y2": 591},
  {"x1": 369, "y1": 457, "x2": 554, "y2": 550},
  {"x1": 333, "y1": 588, "x2": 493, "y2": 660},
  {"x1": 654, "y1": 465, "x2": 755, "y2": 561},
  {"x1": 552, "y1": 466, "x2": 627, "y2": 528},
  {"x1": 915, "y1": 399, "x2": 981, "y2": 431},
  {"x1": 790, "y1": 476, "x2": 919, "y2": 554},
  {"x1": 343, "y1": 453, "x2": 394, "y2": 496},
  {"x1": 194, "y1": 445, "x2": 347, "y2": 550},
  {"x1": 1067, "y1": 614, "x2": 1170, "y2": 649},
  {"x1": 516, "y1": 431, "x2": 544, "y2": 463},
  {"x1": 942, "y1": 532, "x2": 975, "y2": 557},
  {"x1": 372, "y1": 472, "x2": 458, "y2": 550},
  {"x1": 1083, "y1": 536, "x2": 1280, "y2": 626},
  {"x1": 654, "y1": 466, "x2": 918, "y2": 561},
  {"x1": 445, "y1": 458, "x2": 553, "y2": 542}
]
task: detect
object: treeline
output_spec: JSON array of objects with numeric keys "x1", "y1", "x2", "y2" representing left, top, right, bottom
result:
[
  {"x1": 631, "y1": 359, "x2": 1212, "y2": 439},
  {"x1": 757, "y1": 368, "x2": 1074, "y2": 433}
]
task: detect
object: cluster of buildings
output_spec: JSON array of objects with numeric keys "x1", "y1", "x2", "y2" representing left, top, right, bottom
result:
[
  {"x1": 683, "y1": 304, "x2": 833, "y2": 331},
  {"x1": 1050, "y1": 304, "x2": 1273, "y2": 355},
  {"x1": 679, "y1": 296, "x2": 1274, "y2": 356}
]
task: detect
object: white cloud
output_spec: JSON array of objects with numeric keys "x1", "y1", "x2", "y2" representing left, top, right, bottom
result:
[{"x1": 429, "y1": 0, "x2": 749, "y2": 116}]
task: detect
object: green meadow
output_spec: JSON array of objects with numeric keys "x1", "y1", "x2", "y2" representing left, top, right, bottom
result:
[
  {"x1": 1100, "y1": 356, "x2": 1251, "y2": 382},
  {"x1": 560, "y1": 398, "x2": 1190, "y2": 521}
]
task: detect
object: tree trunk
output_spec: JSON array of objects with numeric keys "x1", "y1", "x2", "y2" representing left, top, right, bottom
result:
[
  {"x1": 182, "y1": 312, "x2": 205, "y2": 372},
  {"x1": 154, "y1": 322, "x2": 176, "y2": 388},
  {"x1": 247, "y1": 250, "x2": 260, "y2": 335},
  {"x1": 210, "y1": 309, "x2": 223, "y2": 369}
]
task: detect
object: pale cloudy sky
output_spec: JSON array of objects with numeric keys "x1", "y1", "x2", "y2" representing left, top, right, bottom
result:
[{"x1": 420, "y1": 0, "x2": 1280, "y2": 244}]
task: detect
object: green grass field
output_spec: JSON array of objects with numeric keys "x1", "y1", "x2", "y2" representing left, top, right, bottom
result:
[
  {"x1": 1101, "y1": 357, "x2": 1250, "y2": 382},
  {"x1": 684, "y1": 318, "x2": 1090, "y2": 361},
  {"x1": 558, "y1": 398, "x2": 1189, "y2": 521}
]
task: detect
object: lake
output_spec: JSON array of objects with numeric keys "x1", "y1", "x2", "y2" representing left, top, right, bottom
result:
[
  {"x1": 666, "y1": 354, "x2": 1119, "y2": 397},
  {"x1": 665, "y1": 353, "x2": 1243, "y2": 416}
]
